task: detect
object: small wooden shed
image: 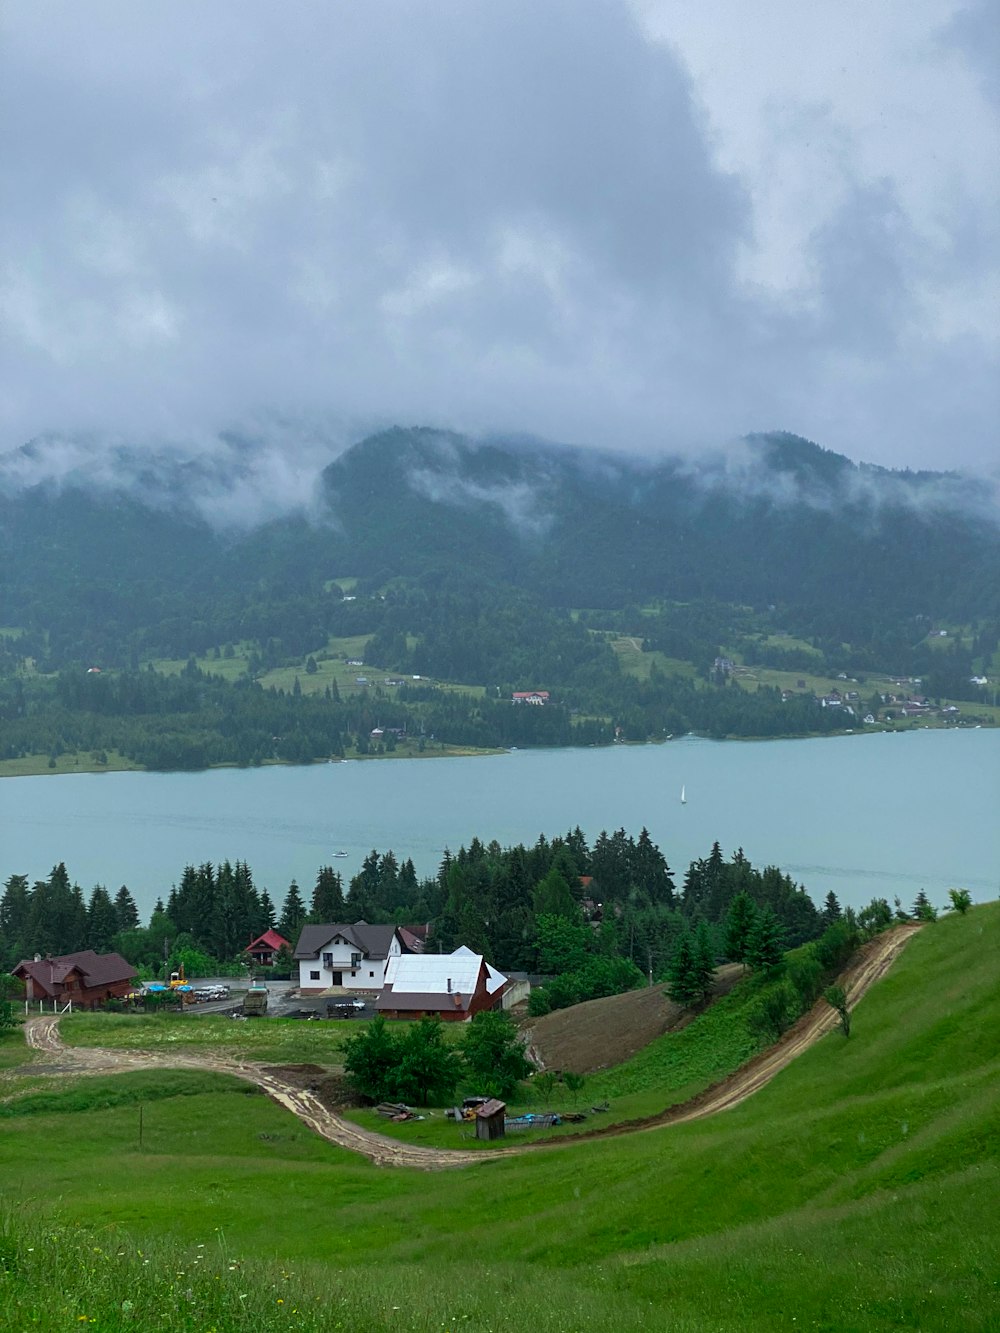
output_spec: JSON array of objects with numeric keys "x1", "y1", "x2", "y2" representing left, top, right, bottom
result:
[{"x1": 474, "y1": 1098, "x2": 507, "y2": 1141}]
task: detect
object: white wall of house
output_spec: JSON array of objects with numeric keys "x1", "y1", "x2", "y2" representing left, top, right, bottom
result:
[{"x1": 298, "y1": 934, "x2": 401, "y2": 992}]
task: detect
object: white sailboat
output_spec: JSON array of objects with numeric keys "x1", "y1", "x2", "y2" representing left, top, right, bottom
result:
[{"x1": 680, "y1": 784, "x2": 687, "y2": 804}]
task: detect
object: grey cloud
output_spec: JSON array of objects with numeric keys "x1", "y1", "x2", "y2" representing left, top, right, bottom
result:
[
  {"x1": 943, "y1": 0, "x2": 1000, "y2": 108},
  {"x1": 0, "y1": 0, "x2": 996, "y2": 480}
]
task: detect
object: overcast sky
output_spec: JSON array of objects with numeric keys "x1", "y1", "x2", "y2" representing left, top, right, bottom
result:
[{"x1": 2, "y1": 0, "x2": 997, "y2": 474}]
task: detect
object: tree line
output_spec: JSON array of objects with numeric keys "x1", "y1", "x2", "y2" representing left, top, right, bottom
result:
[{"x1": 3, "y1": 828, "x2": 954, "y2": 1010}]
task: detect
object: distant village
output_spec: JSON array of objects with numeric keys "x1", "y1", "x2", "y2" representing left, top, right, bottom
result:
[{"x1": 713, "y1": 657, "x2": 987, "y2": 727}]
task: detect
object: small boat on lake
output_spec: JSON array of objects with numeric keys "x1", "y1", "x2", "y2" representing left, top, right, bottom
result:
[{"x1": 333, "y1": 850, "x2": 349, "y2": 858}]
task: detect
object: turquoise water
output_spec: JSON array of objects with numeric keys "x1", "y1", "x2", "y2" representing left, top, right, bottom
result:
[{"x1": 2, "y1": 729, "x2": 997, "y2": 917}]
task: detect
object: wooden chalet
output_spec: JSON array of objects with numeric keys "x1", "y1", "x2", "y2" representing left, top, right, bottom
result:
[{"x1": 13, "y1": 950, "x2": 137, "y2": 1010}]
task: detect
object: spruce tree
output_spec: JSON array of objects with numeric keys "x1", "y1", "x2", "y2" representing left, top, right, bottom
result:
[
  {"x1": 113, "y1": 885, "x2": 140, "y2": 933},
  {"x1": 667, "y1": 932, "x2": 699, "y2": 1006},
  {"x1": 724, "y1": 891, "x2": 757, "y2": 965},
  {"x1": 311, "y1": 866, "x2": 346, "y2": 922},
  {"x1": 86, "y1": 885, "x2": 118, "y2": 953},
  {"x1": 258, "y1": 888, "x2": 277, "y2": 932},
  {"x1": 693, "y1": 919, "x2": 716, "y2": 999},
  {"x1": 278, "y1": 881, "x2": 307, "y2": 943},
  {"x1": 746, "y1": 906, "x2": 786, "y2": 974},
  {"x1": 0, "y1": 875, "x2": 30, "y2": 969},
  {"x1": 820, "y1": 891, "x2": 842, "y2": 926}
]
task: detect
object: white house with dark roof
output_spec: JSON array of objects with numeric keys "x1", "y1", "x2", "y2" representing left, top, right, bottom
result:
[{"x1": 294, "y1": 922, "x2": 405, "y2": 993}]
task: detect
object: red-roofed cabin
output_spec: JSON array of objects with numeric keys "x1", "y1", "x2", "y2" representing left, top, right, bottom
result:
[{"x1": 245, "y1": 929, "x2": 291, "y2": 967}]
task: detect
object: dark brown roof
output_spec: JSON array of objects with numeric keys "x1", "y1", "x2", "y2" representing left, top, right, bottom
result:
[
  {"x1": 14, "y1": 950, "x2": 136, "y2": 990},
  {"x1": 375, "y1": 988, "x2": 472, "y2": 1013},
  {"x1": 293, "y1": 922, "x2": 400, "y2": 962}
]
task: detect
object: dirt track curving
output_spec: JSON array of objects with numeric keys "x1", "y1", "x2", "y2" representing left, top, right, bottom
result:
[{"x1": 11, "y1": 924, "x2": 919, "y2": 1168}]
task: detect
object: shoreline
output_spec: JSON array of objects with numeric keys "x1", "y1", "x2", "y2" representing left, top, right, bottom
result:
[{"x1": 1, "y1": 721, "x2": 992, "y2": 780}]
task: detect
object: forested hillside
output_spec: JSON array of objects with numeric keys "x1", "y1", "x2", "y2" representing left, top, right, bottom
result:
[{"x1": 2, "y1": 428, "x2": 998, "y2": 768}]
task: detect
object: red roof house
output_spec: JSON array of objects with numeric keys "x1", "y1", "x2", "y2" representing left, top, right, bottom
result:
[{"x1": 245, "y1": 928, "x2": 291, "y2": 967}]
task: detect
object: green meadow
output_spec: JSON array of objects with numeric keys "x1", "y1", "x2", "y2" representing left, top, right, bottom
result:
[{"x1": 2, "y1": 905, "x2": 997, "y2": 1331}]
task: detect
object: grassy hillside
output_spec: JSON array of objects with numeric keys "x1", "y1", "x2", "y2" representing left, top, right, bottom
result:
[{"x1": 1, "y1": 905, "x2": 996, "y2": 1331}]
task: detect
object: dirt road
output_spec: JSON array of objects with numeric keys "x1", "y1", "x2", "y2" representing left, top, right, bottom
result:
[
  {"x1": 11, "y1": 925, "x2": 918, "y2": 1168},
  {"x1": 19, "y1": 1013, "x2": 492, "y2": 1169}
]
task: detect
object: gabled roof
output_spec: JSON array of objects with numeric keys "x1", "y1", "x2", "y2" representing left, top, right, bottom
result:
[
  {"x1": 293, "y1": 921, "x2": 399, "y2": 962},
  {"x1": 14, "y1": 950, "x2": 136, "y2": 990},
  {"x1": 247, "y1": 928, "x2": 290, "y2": 952},
  {"x1": 382, "y1": 951, "x2": 484, "y2": 996},
  {"x1": 452, "y1": 944, "x2": 507, "y2": 994}
]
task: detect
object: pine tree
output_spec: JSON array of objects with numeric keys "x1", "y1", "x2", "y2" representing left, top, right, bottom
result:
[
  {"x1": 912, "y1": 890, "x2": 938, "y2": 923},
  {"x1": 693, "y1": 919, "x2": 716, "y2": 999},
  {"x1": 311, "y1": 866, "x2": 346, "y2": 922},
  {"x1": 0, "y1": 875, "x2": 30, "y2": 969},
  {"x1": 746, "y1": 906, "x2": 786, "y2": 974},
  {"x1": 258, "y1": 888, "x2": 277, "y2": 932},
  {"x1": 278, "y1": 881, "x2": 307, "y2": 943},
  {"x1": 86, "y1": 885, "x2": 118, "y2": 952},
  {"x1": 724, "y1": 891, "x2": 757, "y2": 965},
  {"x1": 113, "y1": 885, "x2": 140, "y2": 933},
  {"x1": 667, "y1": 932, "x2": 699, "y2": 1006},
  {"x1": 820, "y1": 891, "x2": 842, "y2": 926}
]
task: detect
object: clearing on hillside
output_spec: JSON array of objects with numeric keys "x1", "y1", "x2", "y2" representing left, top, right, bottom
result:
[{"x1": 524, "y1": 964, "x2": 741, "y2": 1073}]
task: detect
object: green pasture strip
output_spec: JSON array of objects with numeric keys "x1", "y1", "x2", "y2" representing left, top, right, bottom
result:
[
  {"x1": 0, "y1": 1069, "x2": 234, "y2": 1119},
  {"x1": 259, "y1": 659, "x2": 359, "y2": 695},
  {"x1": 0, "y1": 750, "x2": 140, "y2": 778},
  {"x1": 610, "y1": 637, "x2": 698, "y2": 681},
  {"x1": 148, "y1": 654, "x2": 250, "y2": 681},
  {"x1": 59, "y1": 1012, "x2": 354, "y2": 1064}
]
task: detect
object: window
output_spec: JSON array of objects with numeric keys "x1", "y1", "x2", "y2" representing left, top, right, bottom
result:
[
  {"x1": 369, "y1": 970, "x2": 375, "y2": 978},
  {"x1": 322, "y1": 952, "x2": 333, "y2": 968},
  {"x1": 351, "y1": 953, "x2": 362, "y2": 968},
  {"x1": 309, "y1": 970, "x2": 320, "y2": 981}
]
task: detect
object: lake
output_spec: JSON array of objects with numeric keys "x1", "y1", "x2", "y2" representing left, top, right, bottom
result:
[{"x1": 2, "y1": 729, "x2": 997, "y2": 919}]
